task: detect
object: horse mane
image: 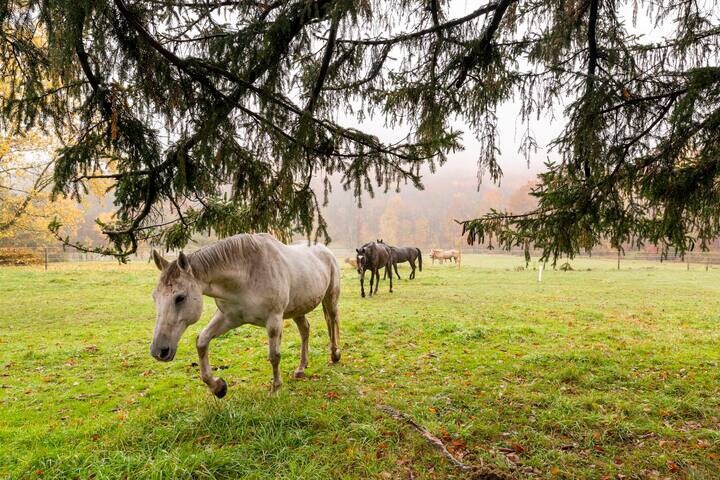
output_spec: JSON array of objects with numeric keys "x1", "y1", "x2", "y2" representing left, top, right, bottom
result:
[{"x1": 161, "y1": 234, "x2": 261, "y2": 283}]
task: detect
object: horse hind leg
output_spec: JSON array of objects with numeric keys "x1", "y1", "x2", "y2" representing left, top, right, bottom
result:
[
  {"x1": 322, "y1": 287, "x2": 341, "y2": 363},
  {"x1": 409, "y1": 260, "x2": 416, "y2": 279},
  {"x1": 292, "y1": 315, "x2": 310, "y2": 378}
]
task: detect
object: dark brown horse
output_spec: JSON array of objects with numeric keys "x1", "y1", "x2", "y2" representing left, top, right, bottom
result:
[
  {"x1": 356, "y1": 241, "x2": 393, "y2": 297},
  {"x1": 377, "y1": 240, "x2": 423, "y2": 280},
  {"x1": 388, "y1": 246, "x2": 423, "y2": 279}
]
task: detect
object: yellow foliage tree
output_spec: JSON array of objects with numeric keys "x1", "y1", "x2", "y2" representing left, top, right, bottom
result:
[{"x1": 0, "y1": 132, "x2": 81, "y2": 245}]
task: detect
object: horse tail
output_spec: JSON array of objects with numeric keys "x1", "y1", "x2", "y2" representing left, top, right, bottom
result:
[{"x1": 417, "y1": 248, "x2": 422, "y2": 271}]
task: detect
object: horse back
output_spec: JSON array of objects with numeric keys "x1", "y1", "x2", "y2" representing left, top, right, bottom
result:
[{"x1": 250, "y1": 236, "x2": 337, "y2": 318}]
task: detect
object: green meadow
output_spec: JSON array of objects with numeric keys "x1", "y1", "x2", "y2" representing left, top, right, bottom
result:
[{"x1": 1, "y1": 255, "x2": 719, "y2": 479}]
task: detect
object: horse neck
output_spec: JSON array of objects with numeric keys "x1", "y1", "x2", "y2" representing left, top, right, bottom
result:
[{"x1": 187, "y1": 250, "x2": 249, "y2": 298}]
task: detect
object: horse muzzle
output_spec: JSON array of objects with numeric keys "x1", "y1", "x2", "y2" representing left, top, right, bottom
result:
[{"x1": 150, "y1": 344, "x2": 176, "y2": 362}]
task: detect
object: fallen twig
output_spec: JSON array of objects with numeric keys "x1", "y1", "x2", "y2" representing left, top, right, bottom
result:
[{"x1": 377, "y1": 404, "x2": 510, "y2": 480}]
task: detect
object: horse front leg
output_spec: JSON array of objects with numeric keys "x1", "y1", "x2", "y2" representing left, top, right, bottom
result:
[
  {"x1": 266, "y1": 313, "x2": 284, "y2": 394},
  {"x1": 197, "y1": 310, "x2": 234, "y2": 398},
  {"x1": 369, "y1": 268, "x2": 375, "y2": 297},
  {"x1": 387, "y1": 264, "x2": 393, "y2": 293},
  {"x1": 360, "y1": 270, "x2": 366, "y2": 298}
]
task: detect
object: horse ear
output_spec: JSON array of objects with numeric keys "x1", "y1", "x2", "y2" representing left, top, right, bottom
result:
[
  {"x1": 152, "y1": 249, "x2": 169, "y2": 271},
  {"x1": 177, "y1": 251, "x2": 192, "y2": 274},
  {"x1": 356, "y1": 248, "x2": 360, "y2": 253}
]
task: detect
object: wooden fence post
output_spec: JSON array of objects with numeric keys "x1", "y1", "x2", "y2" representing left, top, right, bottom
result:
[{"x1": 44, "y1": 247, "x2": 48, "y2": 271}]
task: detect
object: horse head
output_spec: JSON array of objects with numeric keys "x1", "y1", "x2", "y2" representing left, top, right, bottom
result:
[
  {"x1": 149, "y1": 250, "x2": 205, "y2": 362},
  {"x1": 355, "y1": 247, "x2": 366, "y2": 275}
]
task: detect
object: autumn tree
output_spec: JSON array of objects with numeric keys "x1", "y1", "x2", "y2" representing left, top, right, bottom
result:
[
  {"x1": 1, "y1": 1, "x2": 718, "y2": 259},
  {"x1": 0, "y1": 131, "x2": 80, "y2": 245},
  {"x1": 379, "y1": 195, "x2": 410, "y2": 245},
  {"x1": 506, "y1": 181, "x2": 537, "y2": 215}
]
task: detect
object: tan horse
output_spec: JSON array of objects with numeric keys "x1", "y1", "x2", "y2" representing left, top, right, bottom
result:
[
  {"x1": 430, "y1": 248, "x2": 461, "y2": 266},
  {"x1": 149, "y1": 233, "x2": 341, "y2": 397},
  {"x1": 344, "y1": 257, "x2": 358, "y2": 269}
]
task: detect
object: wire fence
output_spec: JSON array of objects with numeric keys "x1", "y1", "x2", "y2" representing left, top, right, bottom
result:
[
  {"x1": 0, "y1": 246, "x2": 154, "y2": 268},
  {"x1": 3, "y1": 244, "x2": 720, "y2": 270}
]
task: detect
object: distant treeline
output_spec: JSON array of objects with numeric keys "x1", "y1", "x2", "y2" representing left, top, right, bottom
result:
[{"x1": 318, "y1": 169, "x2": 538, "y2": 249}]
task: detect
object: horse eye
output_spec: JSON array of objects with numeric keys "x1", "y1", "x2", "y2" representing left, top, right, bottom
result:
[{"x1": 175, "y1": 294, "x2": 186, "y2": 305}]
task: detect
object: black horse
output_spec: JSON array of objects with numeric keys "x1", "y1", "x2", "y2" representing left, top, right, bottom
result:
[
  {"x1": 356, "y1": 241, "x2": 393, "y2": 297},
  {"x1": 377, "y1": 240, "x2": 423, "y2": 280}
]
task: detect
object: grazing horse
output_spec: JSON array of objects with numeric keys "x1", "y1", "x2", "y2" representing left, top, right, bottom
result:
[
  {"x1": 430, "y1": 248, "x2": 461, "y2": 266},
  {"x1": 378, "y1": 242, "x2": 423, "y2": 280},
  {"x1": 149, "y1": 233, "x2": 341, "y2": 398},
  {"x1": 356, "y1": 241, "x2": 393, "y2": 297}
]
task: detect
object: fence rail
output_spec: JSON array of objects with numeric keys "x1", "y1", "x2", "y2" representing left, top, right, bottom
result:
[
  {"x1": 3, "y1": 244, "x2": 720, "y2": 269},
  {"x1": 0, "y1": 246, "x2": 154, "y2": 268}
]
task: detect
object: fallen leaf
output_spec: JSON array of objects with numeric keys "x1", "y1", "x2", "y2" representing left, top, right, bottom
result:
[
  {"x1": 325, "y1": 391, "x2": 339, "y2": 400},
  {"x1": 376, "y1": 441, "x2": 388, "y2": 459}
]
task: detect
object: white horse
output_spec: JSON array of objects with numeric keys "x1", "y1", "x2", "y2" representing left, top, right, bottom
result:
[{"x1": 150, "y1": 233, "x2": 341, "y2": 397}]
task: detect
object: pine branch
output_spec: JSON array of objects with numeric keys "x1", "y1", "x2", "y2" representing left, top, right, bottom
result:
[{"x1": 336, "y1": 3, "x2": 502, "y2": 46}]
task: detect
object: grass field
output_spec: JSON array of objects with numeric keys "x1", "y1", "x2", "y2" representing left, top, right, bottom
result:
[{"x1": 1, "y1": 254, "x2": 719, "y2": 479}]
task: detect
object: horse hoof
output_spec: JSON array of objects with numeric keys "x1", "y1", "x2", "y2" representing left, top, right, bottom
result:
[
  {"x1": 214, "y1": 378, "x2": 228, "y2": 399},
  {"x1": 331, "y1": 349, "x2": 341, "y2": 363},
  {"x1": 293, "y1": 370, "x2": 305, "y2": 379}
]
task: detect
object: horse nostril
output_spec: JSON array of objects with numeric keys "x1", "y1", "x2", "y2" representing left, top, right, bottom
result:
[{"x1": 160, "y1": 347, "x2": 170, "y2": 359}]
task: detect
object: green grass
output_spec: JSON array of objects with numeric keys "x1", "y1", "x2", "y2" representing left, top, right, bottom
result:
[{"x1": 1, "y1": 255, "x2": 719, "y2": 479}]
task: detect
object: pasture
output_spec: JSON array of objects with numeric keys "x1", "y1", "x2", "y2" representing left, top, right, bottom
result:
[{"x1": 1, "y1": 255, "x2": 719, "y2": 479}]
